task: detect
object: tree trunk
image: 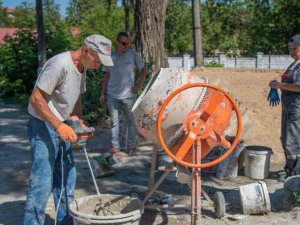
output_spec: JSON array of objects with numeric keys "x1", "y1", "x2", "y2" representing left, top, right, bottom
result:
[
  {"x1": 36, "y1": 0, "x2": 46, "y2": 71},
  {"x1": 135, "y1": 0, "x2": 169, "y2": 76},
  {"x1": 122, "y1": 0, "x2": 130, "y2": 35}
]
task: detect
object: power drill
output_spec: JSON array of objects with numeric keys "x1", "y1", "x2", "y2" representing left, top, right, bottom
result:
[{"x1": 66, "y1": 116, "x2": 95, "y2": 146}]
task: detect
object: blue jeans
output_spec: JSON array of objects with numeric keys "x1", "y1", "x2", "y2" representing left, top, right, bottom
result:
[
  {"x1": 107, "y1": 95, "x2": 136, "y2": 149},
  {"x1": 24, "y1": 116, "x2": 75, "y2": 225}
]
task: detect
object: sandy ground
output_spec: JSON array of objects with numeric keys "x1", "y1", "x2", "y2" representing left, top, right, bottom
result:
[{"x1": 0, "y1": 68, "x2": 300, "y2": 225}]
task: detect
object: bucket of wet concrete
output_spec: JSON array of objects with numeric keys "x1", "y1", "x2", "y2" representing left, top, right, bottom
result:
[
  {"x1": 69, "y1": 194, "x2": 144, "y2": 225},
  {"x1": 239, "y1": 181, "x2": 271, "y2": 214},
  {"x1": 244, "y1": 145, "x2": 273, "y2": 179}
]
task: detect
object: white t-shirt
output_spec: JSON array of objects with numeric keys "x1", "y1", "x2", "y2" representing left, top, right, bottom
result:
[
  {"x1": 102, "y1": 49, "x2": 145, "y2": 99},
  {"x1": 28, "y1": 51, "x2": 86, "y2": 121}
]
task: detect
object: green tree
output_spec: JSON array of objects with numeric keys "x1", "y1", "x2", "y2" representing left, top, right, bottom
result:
[
  {"x1": 79, "y1": 1, "x2": 124, "y2": 42},
  {"x1": 0, "y1": 1, "x2": 10, "y2": 27},
  {"x1": 271, "y1": 0, "x2": 300, "y2": 53},
  {"x1": 240, "y1": 0, "x2": 275, "y2": 56},
  {"x1": 201, "y1": 0, "x2": 246, "y2": 56},
  {"x1": 66, "y1": 1, "x2": 125, "y2": 50},
  {"x1": 240, "y1": 0, "x2": 300, "y2": 56},
  {"x1": 0, "y1": 23, "x2": 72, "y2": 99},
  {"x1": 165, "y1": 0, "x2": 193, "y2": 56},
  {"x1": 0, "y1": 29, "x2": 38, "y2": 97},
  {"x1": 66, "y1": 0, "x2": 114, "y2": 27},
  {"x1": 0, "y1": 0, "x2": 71, "y2": 99},
  {"x1": 43, "y1": 0, "x2": 61, "y2": 23},
  {"x1": 13, "y1": 2, "x2": 36, "y2": 28}
]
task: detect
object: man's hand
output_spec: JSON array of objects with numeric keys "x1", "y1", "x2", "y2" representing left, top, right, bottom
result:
[
  {"x1": 131, "y1": 85, "x2": 140, "y2": 94},
  {"x1": 79, "y1": 119, "x2": 93, "y2": 139},
  {"x1": 269, "y1": 79, "x2": 281, "y2": 89},
  {"x1": 100, "y1": 94, "x2": 105, "y2": 104},
  {"x1": 56, "y1": 123, "x2": 77, "y2": 142}
]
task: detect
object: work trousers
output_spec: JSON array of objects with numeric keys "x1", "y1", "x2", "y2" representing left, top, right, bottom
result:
[
  {"x1": 23, "y1": 116, "x2": 75, "y2": 225},
  {"x1": 281, "y1": 109, "x2": 300, "y2": 176}
]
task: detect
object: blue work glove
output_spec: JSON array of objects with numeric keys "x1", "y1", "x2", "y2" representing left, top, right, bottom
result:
[{"x1": 268, "y1": 80, "x2": 280, "y2": 107}]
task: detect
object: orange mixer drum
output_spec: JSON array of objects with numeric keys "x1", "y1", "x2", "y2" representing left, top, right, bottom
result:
[
  {"x1": 132, "y1": 68, "x2": 232, "y2": 161},
  {"x1": 169, "y1": 88, "x2": 232, "y2": 163}
]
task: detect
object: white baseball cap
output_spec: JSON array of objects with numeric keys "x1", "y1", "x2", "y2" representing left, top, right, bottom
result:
[
  {"x1": 288, "y1": 34, "x2": 300, "y2": 46},
  {"x1": 84, "y1": 35, "x2": 114, "y2": 66}
]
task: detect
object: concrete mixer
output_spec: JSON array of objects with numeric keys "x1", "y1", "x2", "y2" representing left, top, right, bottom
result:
[{"x1": 132, "y1": 68, "x2": 242, "y2": 224}]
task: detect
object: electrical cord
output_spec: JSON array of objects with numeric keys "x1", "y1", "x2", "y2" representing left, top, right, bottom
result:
[{"x1": 55, "y1": 141, "x2": 65, "y2": 225}]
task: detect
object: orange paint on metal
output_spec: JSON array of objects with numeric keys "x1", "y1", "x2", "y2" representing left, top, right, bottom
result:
[
  {"x1": 156, "y1": 83, "x2": 242, "y2": 168},
  {"x1": 172, "y1": 93, "x2": 183, "y2": 105},
  {"x1": 200, "y1": 92, "x2": 224, "y2": 122},
  {"x1": 175, "y1": 131, "x2": 197, "y2": 160},
  {"x1": 149, "y1": 107, "x2": 160, "y2": 115},
  {"x1": 161, "y1": 112, "x2": 169, "y2": 123}
]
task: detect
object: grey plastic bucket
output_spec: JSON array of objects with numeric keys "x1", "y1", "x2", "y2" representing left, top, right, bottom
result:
[
  {"x1": 244, "y1": 146, "x2": 273, "y2": 179},
  {"x1": 69, "y1": 194, "x2": 144, "y2": 225}
]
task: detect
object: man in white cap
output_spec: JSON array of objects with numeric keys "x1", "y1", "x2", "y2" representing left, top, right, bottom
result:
[
  {"x1": 269, "y1": 34, "x2": 300, "y2": 177},
  {"x1": 24, "y1": 34, "x2": 113, "y2": 225}
]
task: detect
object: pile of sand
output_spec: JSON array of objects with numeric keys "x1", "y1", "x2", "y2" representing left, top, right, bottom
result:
[{"x1": 192, "y1": 67, "x2": 285, "y2": 166}]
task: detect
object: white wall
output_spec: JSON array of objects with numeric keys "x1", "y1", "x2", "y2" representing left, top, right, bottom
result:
[{"x1": 168, "y1": 53, "x2": 294, "y2": 70}]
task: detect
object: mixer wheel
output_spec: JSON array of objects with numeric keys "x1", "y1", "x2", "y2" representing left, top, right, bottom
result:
[{"x1": 213, "y1": 192, "x2": 225, "y2": 218}]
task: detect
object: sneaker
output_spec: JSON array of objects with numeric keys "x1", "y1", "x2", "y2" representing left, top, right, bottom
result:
[
  {"x1": 109, "y1": 147, "x2": 120, "y2": 154},
  {"x1": 128, "y1": 148, "x2": 137, "y2": 157}
]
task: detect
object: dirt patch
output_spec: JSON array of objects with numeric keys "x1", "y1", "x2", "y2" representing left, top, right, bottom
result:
[{"x1": 192, "y1": 67, "x2": 285, "y2": 166}]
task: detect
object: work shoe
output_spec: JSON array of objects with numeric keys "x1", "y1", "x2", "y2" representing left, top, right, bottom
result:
[
  {"x1": 128, "y1": 148, "x2": 137, "y2": 157},
  {"x1": 109, "y1": 147, "x2": 120, "y2": 154}
]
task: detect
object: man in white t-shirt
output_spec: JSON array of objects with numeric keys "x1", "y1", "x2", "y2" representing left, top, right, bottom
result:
[
  {"x1": 24, "y1": 35, "x2": 113, "y2": 225},
  {"x1": 100, "y1": 32, "x2": 146, "y2": 156}
]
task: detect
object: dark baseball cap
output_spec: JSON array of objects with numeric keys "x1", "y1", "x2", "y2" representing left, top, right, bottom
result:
[{"x1": 289, "y1": 34, "x2": 300, "y2": 46}]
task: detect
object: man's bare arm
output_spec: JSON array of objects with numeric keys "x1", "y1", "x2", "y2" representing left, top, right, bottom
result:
[{"x1": 29, "y1": 87, "x2": 62, "y2": 129}]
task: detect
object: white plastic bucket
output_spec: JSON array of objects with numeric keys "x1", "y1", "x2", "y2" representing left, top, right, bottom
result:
[
  {"x1": 239, "y1": 181, "x2": 271, "y2": 214},
  {"x1": 69, "y1": 194, "x2": 144, "y2": 225},
  {"x1": 244, "y1": 146, "x2": 273, "y2": 179}
]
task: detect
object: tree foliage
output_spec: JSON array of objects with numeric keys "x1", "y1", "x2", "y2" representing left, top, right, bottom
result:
[
  {"x1": 165, "y1": 0, "x2": 193, "y2": 56},
  {"x1": 0, "y1": 1, "x2": 71, "y2": 99},
  {"x1": 0, "y1": 29, "x2": 37, "y2": 97},
  {"x1": 201, "y1": 0, "x2": 300, "y2": 56},
  {"x1": 66, "y1": 0, "x2": 125, "y2": 49},
  {"x1": 10, "y1": 2, "x2": 36, "y2": 28},
  {"x1": 0, "y1": 1, "x2": 11, "y2": 27}
]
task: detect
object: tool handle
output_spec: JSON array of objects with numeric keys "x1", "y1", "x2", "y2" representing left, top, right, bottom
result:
[
  {"x1": 66, "y1": 116, "x2": 95, "y2": 137},
  {"x1": 82, "y1": 146, "x2": 101, "y2": 198}
]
